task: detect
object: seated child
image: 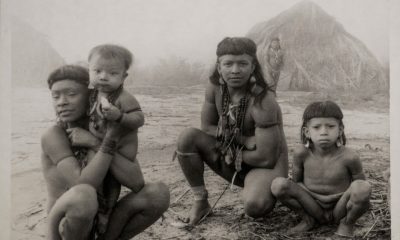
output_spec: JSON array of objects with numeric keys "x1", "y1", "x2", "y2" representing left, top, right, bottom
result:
[
  {"x1": 271, "y1": 101, "x2": 371, "y2": 238},
  {"x1": 87, "y1": 44, "x2": 145, "y2": 234}
]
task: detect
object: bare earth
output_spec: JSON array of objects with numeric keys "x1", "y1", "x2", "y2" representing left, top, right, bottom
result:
[{"x1": 11, "y1": 86, "x2": 390, "y2": 240}]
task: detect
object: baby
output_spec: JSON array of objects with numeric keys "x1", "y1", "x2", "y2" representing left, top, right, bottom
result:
[{"x1": 87, "y1": 44, "x2": 144, "y2": 235}]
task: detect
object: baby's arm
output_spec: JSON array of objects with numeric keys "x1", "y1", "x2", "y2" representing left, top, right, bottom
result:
[
  {"x1": 292, "y1": 146, "x2": 306, "y2": 182},
  {"x1": 345, "y1": 150, "x2": 366, "y2": 181},
  {"x1": 114, "y1": 92, "x2": 144, "y2": 130}
]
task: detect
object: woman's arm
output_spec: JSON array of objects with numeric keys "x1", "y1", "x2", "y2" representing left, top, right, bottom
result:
[
  {"x1": 67, "y1": 127, "x2": 144, "y2": 192},
  {"x1": 42, "y1": 125, "x2": 118, "y2": 189}
]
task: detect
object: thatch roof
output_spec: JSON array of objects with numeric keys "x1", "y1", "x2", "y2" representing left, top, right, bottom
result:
[{"x1": 247, "y1": 0, "x2": 388, "y2": 92}]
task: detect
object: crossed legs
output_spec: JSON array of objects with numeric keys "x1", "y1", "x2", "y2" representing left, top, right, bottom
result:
[{"x1": 271, "y1": 178, "x2": 371, "y2": 236}]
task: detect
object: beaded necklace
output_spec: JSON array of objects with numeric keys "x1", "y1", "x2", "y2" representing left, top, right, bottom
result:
[{"x1": 216, "y1": 83, "x2": 249, "y2": 172}]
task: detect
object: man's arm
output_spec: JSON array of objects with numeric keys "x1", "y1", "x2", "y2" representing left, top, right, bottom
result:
[
  {"x1": 200, "y1": 83, "x2": 219, "y2": 137},
  {"x1": 292, "y1": 146, "x2": 306, "y2": 182},
  {"x1": 266, "y1": 50, "x2": 271, "y2": 66},
  {"x1": 242, "y1": 95, "x2": 282, "y2": 168},
  {"x1": 42, "y1": 125, "x2": 116, "y2": 189},
  {"x1": 242, "y1": 126, "x2": 281, "y2": 168}
]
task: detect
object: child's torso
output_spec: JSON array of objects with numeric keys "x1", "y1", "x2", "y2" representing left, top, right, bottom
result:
[{"x1": 303, "y1": 147, "x2": 352, "y2": 195}]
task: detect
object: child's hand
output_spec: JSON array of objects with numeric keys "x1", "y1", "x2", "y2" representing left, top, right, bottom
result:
[
  {"x1": 66, "y1": 127, "x2": 100, "y2": 148},
  {"x1": 102, "y1": 104, "x2": 123, "y2": 121}
]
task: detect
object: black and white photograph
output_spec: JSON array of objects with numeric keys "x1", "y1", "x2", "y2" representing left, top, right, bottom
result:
[{"x1": 2, "y1": 0, "x2": 398, "y2": 239}]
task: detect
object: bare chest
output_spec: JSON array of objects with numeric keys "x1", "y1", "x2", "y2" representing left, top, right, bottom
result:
[{"x1": 303, "y1": 153, "x2": 351, "y2": 192}]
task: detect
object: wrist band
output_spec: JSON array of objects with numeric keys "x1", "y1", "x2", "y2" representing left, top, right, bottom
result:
[{"x1": 99, "y1": 138, "x2": 117, "y2": 155}]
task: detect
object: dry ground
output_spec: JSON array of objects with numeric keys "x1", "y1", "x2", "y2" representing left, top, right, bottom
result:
[{"x1": 11, "y1": 85, "x2": 390, "y2": 239}]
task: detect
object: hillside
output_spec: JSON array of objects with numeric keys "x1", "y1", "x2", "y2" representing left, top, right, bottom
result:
[{"x1": 11, "y1": 17, "x2": 65, "y2": 88}]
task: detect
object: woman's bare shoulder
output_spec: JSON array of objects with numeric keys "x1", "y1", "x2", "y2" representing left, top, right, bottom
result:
[{"x1": 41, "y1": 125, "x2": 66, "y2": 143}]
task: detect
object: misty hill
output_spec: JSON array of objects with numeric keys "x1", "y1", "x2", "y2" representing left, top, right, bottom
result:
[
  {"x1": 247, "y1": 1, "x2": 388, "y2": 92},
  {"x1": 11, "y1": 17, "x2": 65, "y2": 88}
]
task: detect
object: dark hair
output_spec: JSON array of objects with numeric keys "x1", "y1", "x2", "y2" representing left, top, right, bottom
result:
[
  {"x1": 268, "y1": 37, "x2": 281, "y2": 49},
  {"x1": 301, "y1": 101, "x2": 346, "y2": 145},
  {"x1": 88, "y1": 44, "x2": 133, "y2": 70},
  {"x1": 47, "y1": 65, "x2": 89, "y2": 89},
  {"x1": 209, "y1": 37, "x2": 270, "y2": 103}
]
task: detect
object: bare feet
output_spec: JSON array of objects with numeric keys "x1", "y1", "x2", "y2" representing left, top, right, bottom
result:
[
  {"x1": 184, "y1": 199, "x2": 212, "y2": 225},
  {"x1": 288, "y1": 214, "x2": 316, "y2": 234},
  {"x1": 335, "y1": 220, "x2": 354, "y2": 238}
]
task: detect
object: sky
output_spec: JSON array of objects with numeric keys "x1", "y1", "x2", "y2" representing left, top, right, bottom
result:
[{"x1": 8, "y1": 0, "x2": 389, "y2": 66}]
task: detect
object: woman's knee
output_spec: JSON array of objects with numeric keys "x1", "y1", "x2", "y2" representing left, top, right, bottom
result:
[
  {"x1": 67, "y1": 184, "x2": 98, "y2": 219},
  {"x1": 177, "y1": 127, "x2": 201, "y2": 151},
  {"x1": 270, "y1": 177, "x2": 291, "y2": 198},
  {"x1": 349, "y1": 180, "x2": 371, "y2": 205}
]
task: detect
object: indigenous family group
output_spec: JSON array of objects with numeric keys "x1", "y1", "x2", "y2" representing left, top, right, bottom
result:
[{"x1": 41, "y1": 37, "x2": 371, "y2": 240}]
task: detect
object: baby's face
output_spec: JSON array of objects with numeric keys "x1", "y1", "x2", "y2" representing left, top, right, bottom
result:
[
  {"x1": 305, "y1": 117, "x2": 341, "y2": 149},
  {"x1": 89, "y1": 53, "x2": 127, "y2": 93}
]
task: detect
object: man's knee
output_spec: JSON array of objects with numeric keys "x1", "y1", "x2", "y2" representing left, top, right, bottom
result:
[
  {"x1": 244, "y1": 198, "x2": 275, "y2": 218},
  {"x1": 270, "y1": 177, "x2": 290, "y2": 198},
  {"x1": 143, "y1": 182, "x2": 170, "y2": 213},
  {"x1": 177, "y1": 127, "x2": 201, "y2": 151},
  {"x1": 349, "y1": 180, "x2": 371, "y2": 205},
  {"x1": 67, "y1": 184, "x2": 98, "y2": 219}
]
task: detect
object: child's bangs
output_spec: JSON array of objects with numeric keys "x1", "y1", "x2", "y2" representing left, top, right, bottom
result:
[{"x1": 303, "y1": 101, "x2": 343, "y2": 122}]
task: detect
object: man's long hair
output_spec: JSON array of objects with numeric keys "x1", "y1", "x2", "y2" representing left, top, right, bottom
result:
[{"x1": 209, "y1": 37, "x2": 270, "y2": 104}]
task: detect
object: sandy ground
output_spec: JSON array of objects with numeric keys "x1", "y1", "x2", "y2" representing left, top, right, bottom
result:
[{"x1": 11, "y1": 86, "x2": 390, "y2": 239}]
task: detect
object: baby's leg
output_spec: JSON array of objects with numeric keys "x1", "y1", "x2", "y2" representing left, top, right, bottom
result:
[
  {"x1": 271, "y1": 178, "x2": 326, "y2": 232},
  {"x1": 96, "y1": 172, "x2": 121, "y2": 235},
  {"x1": 116, "y1": 132, "x2": 138, "y2": 162},
  {"x1": 332, "y1": 180, "x2": 371, "y2": 237}
]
